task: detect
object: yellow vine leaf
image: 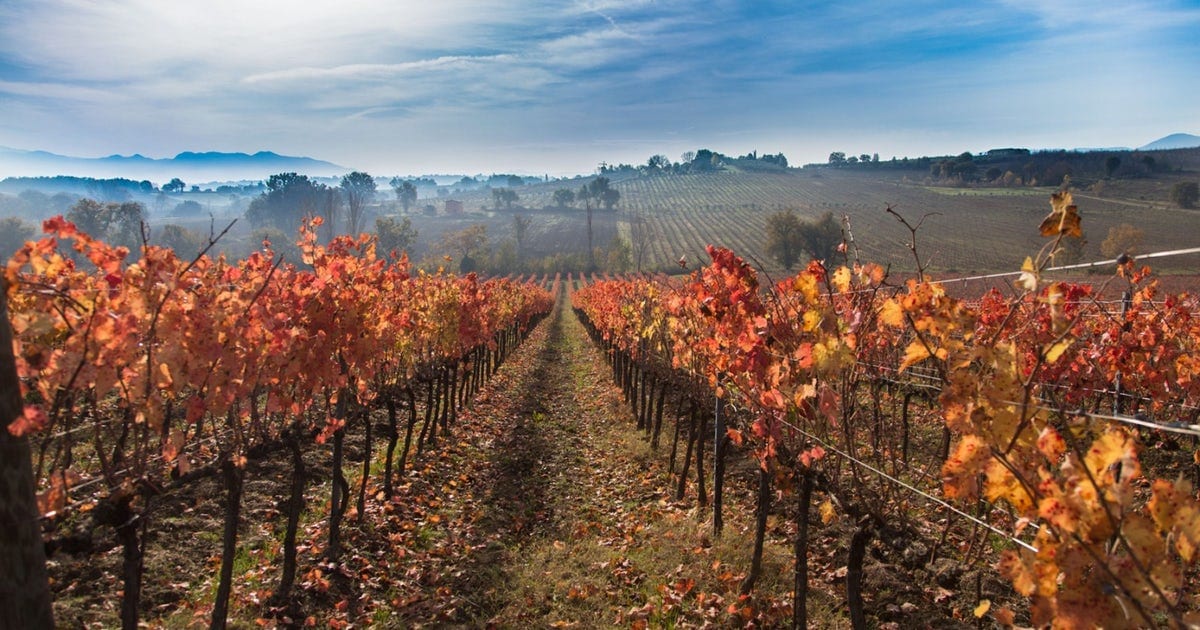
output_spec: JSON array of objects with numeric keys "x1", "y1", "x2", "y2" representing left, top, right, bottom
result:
[
  {"x1": 1036, "y1": 426, "x2": 1066, "y2": 461},
  {"x1": 1038, "y1": 191, "x2": 1083, "y2": 238},
  {"x1": 973, "y1": 599, "x2": 991, "y2": 618},
  {"x1": 998, "y1": 550, "x2": 1037, "y2": 596},
  {"x1": 943, "y1": 435, "x2": 988, "y2": 501},
  {"x1": 1083, "y1": 428, "x2": 1139, "y2": 489},
  {"x1": 878, "y1": 298, "x2": 904, "y2": 328},
  {"x1": 831, "y1": 266, "x2": 851, "y2": 293},
  {"x1": 1121, "y1": 513, "x2": 1182, "y2": 592},
  {"x1": 1044, "y1": 338, "x2": 1072, "y2": 364},
  {"x1": 1149, "y1": 478, "x2": 1200, "y2": 562},
  {"x1": 819, "y1": 499, "x2": 837, "y2": 524},
  {"x1": 899, "y1": 340, "x2": 931, "y2": 372},
  {"x1": 157, "y1": 361, "x2": 174, "y2": 388},
  {"x1": 984, "y1": 459, "x2": 1034, "y2": 512},
  {"x1": 1037, "y1": 482, "x2": 1080, "y2": 533},
  {"x1": 1016, "y1": 256, "x2": 1038, "y2": 292}
]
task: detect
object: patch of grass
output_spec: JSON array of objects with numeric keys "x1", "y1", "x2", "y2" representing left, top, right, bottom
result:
[{"x1": 920, "y1": 186, "x2": 1049, "y2": 197}]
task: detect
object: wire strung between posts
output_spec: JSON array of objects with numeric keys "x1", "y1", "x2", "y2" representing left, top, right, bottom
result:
[
  {"x1": 854, "y1": 360, "x2": 1200, "y2": 438},
  {"x1": 778, "y1": 416, "x2": 1039, "y2": 553},
  {"x1": 923, "y1": 246, "x2": 1200, "y2": 288},
  {"x1": 774, "y1": 244, "x2": 1200, "y2": 299}
]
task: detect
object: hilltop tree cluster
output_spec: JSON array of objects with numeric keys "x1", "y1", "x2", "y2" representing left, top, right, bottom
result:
[
  {"x1": 823, "y1": 146, "x2": 1188, "y2": 191},
  {"x1": 763, "y1": 209, "x2": 842, "y2": 270},
  {"x1": 597, "y1": 148, "x2": 789, "y2": 177}
]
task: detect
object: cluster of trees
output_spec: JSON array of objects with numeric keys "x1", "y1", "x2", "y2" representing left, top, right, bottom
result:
[
  {"x1": 822, "y1": 146, "x2": 1191, "y2": 189},
  {"x1": 598, "y1": 148, "x2": 790, "y2": 177},
  {"x1": 162, "y1": 177, "x2": 186, "y2": 193},
  {"x1": 548, "y1": 177, "x2": 619, "y2": 211},
  {"x1": 244, "y1": 171, "x2": 380, "y2": 240},
  {"x1": 65, "y1": 199, "x2": 145, "y2": 251},
  {"x1": 929, "y1": 152, "x2": 978, "y2": 181},
  {"x1": 735, "y1": 150, "x2": 789, "y2": 168},
  {"x1": 0, "y1": 189, "x2": 77, "y2": 220},
  {"x1": 827, "y1": 152, "x2": 880, "y2": 166},
  {"x1": 1170, "y1": 181, "x2": 1199, "y2": 208},
  {"x1": 389, "y1": 178, "x2": 419, "y2": 212},
  {"x1": 0, "y1": 196, "x2": 220, "y2": 262},
  {"x1": 491, "y1": 188, "x2": 519, "y2": 210},
  {"x1": 0, "y1": 176, "x2": 155, "y2": 201},
  {"x1": 763, "y1": 209, "x2": 842, "y2": 269},
  {"x1": 433, "y1": 219, "x2": 632, "y2": 275}
]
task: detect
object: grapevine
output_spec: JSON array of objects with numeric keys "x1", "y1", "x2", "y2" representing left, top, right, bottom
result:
[
  {"x1": 4, "y1": 216, "x2": 552, "y2": 628},
  {"x1": 573, "y1": 192, "x2": 1200, "y2": 627}
]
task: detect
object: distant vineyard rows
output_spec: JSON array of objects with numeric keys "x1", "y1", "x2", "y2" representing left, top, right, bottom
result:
[
  {"x1": 573, "y1": 193, "x2": 1200, "y2": 627},
  {"x1": 601, "y1": 170, "x2": 1200, "y2": 275}
]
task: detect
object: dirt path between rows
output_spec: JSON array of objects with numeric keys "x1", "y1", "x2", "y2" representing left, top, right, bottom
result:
[
  {"x1": 378, "y1": 291, "x2": 798, "y2": 628},
  {"x1": 49, "y1": 287, "x2": 999, "y2": 629},
  {"x1": 50, "y1": 292, "x2": 803, "y2": 628}
]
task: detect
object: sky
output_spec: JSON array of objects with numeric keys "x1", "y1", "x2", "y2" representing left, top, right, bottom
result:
[{"x1": 1, "y1": 0, "x2": 1198, "y2": 177}]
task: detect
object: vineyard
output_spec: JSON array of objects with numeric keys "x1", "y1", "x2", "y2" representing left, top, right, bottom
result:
[
  {"x1": 459, "y1": 168, "x2": 1200, "y2": 276},
  {"x1": 3, "y1": 189, "x2": 1200, "y2": 628},
  {"x1": 1, "y1": 217, "x2": 553, "y2": 628},
  {"x1": 613, "y1": 169, "x2": 1200, "y2": 275},
  {"x1": 572, "y1": 192, "x2": 1200, "y2": 627}
]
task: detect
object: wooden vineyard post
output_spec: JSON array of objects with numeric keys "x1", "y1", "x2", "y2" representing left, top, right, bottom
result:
[
  {"x1": 713, "y1": 390, "x2": 725, "y2": 538},
  {"x1": 0, "y1": 277, "x2": 55, "y2": 629}
]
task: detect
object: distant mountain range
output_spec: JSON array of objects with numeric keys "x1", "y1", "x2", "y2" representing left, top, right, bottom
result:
[
  {"x1": 0, "y1": 146, "x2": 347, "y2": 184},
  {"x1": 1138, "y1": 133, "x2": 1200, "y2": 151}
]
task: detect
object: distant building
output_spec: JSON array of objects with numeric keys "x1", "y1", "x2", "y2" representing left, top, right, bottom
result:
[
  {"x1": 423, "y1": 204, "x2": 437, "y2": 215},
  {"x1": 986, "y1": 148, "x2": 1031, "y2": 159},
  {"x1": 444, "y1": 199, "x2": 464, "y2": 214}
]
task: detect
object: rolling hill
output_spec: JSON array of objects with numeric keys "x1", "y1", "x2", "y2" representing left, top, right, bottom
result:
[
  {"x1": 1138, "y1": 133, "x2": 1200, "y2": 151},
  {"x1": 442, "y1": 159, "x2": 1200, "y2": 277},
  {"x1": 0, "y1": 146, "x2": 347, "y2": 183}
]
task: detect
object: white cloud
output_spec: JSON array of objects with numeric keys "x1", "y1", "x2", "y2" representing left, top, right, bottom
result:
[
  {"x1": 0, "y1": 0, "x2": 1197, "y2": 175},
  {"x1": 241, "y1": 55, "x2": 518, "y2": 85},
  {"x1": 0, "y1": 79, "x2": 124, "y2": 102}
]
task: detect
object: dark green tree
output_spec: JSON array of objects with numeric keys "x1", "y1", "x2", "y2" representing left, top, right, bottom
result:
[
  {"x1": 171, "y1": 200, "x2": 204, "y2": 216},
  {"x1": 512, "y1": 214, "x2": 531, "y2": 259},
  {"x1": 0, "y1": 216, "x2": 36, "y2": 260},
  {"x1": 646, "y1": 154, "x2": 669, "y2": 170},
  {"x1": 155, "y1": 224, "x2": 207, "y2": 258},
  {"x1": 1169, "y1": 181, "x2": 1199, "y2": 209},
  {"x1": 586, "y1": 177, "x2": 620, "y2": 210},
  {"x1": 340, "y1": 171, "x2": 376, "y2": 235},
  {"x1": 799, "y1": 211, "x2": 842, "y2": 263},
  {"x1": 66, "y1": 198, "x2": 145, "y2": 250},
  {"x1": 374, "y1": 216, "x2": 418, "y2": 258},
  {"x1": 552, "y1": 188, "x2": 575, "y2": 208},
  {"x1": 245, "y1": 173, "x2": 321, "y2": 231},
  {"x1": 491, "y1": 188, "x2": 519, "y2": 210},
  {"x1": 390, "y1": 179, "x2": 418, "y2": 213},
  {"x1": 764, "y1": 209, "x2": 805, "y2": 269},
  {"x1": 1104, "y1": 155, "x2": 1121, "y2": 178}
]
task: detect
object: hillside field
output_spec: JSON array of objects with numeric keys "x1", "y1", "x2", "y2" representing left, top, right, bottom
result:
[{"x1": 446, "y1": 165, "x2": 1200, "y2": 278}]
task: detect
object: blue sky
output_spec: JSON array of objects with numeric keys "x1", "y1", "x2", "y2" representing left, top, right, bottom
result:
[{"x1": 1, "y1": 0, "x2": 1198, "y2": 177}]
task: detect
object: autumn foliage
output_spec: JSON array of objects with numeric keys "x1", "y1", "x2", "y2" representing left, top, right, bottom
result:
[
  {"x1": 4, "y1": 216, "x2": 552, "y2": 626},
  {"x1": 574, "y1": 192, "x2": 1200, "y2": 627}
]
